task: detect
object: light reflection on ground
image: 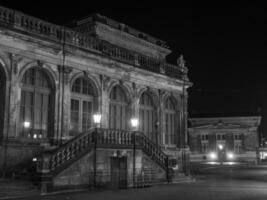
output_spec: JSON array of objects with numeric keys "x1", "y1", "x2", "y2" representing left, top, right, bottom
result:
[{"x1": 205, "y1": 161, "x2": 241, "y2": 165}]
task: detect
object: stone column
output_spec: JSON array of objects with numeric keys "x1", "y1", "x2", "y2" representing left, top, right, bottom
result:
[
  {"x1": 100, "y1": 75, "x2": 110, "y2": 128},
  {"x1": 131, "y1": 83, "x2": 139, "y2": 131},
  {"x1": 183, "y1": 92, "x2": 189, "y2": 146},
  {"x1": 158, "y1": 91, "x2": 164, "y2": 146},
  {"x1": 57, "y1": 65, "x2": 72, "y2": 143}
]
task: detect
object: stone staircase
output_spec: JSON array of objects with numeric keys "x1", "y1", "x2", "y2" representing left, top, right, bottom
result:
[{"x1": 9, "y1": 128, "x2": 191, "y2": 192}]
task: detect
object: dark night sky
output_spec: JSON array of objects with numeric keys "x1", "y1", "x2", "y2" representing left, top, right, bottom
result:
[{"x1": 1, "y1": 1, "x2": 267, "y2": 136}]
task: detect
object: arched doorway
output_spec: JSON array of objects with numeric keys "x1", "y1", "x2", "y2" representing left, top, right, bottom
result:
[
  {"x1": 0, "y1": 66, "x2": 6, "y2": 142},
  {"x1": 70, "y1": 76, "x2": 97, "y2": 136},
  {"x1": 139, "y1": 92, "x2": 157, "y2": 143},
  {"x1": 19, "y1": 68, "x2": 54, "y2": 140},
  {"x1": 109, "y1": 85, "x2": 129, "y2": 130},
  {"x1": 164, "y1": 97, "x2": 178, "y2": 146}
]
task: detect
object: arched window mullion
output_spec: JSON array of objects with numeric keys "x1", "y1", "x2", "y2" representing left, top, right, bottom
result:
[
  {"x1": 70, "y1": 77, "x2": 96, "y2": 136},
  {"x1": 164, "y1": 97, "x2": 177, "y2": 146},
  {"x1": 19, "y1": 68, "x2": 52, "y2": 140},
  {"x1": 109, "y1": 85, "x2": 128, "y2": 130},
  {"x1": 139, "y1": 92, "x2": 156, "y2": 143}
]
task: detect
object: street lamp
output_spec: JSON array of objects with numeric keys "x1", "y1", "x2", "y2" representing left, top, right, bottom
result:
[
  {"x1": 218, "y1": 144, "x2": 223, "y2": 150},
  {"x1": 131, "y1": 118, "x2": 139, "y2": 130},
  {"x1": 24, "y1": 121, "x2": 31, "y2": 128},
  {"x1": 130, "y1": 117, "x2": 139, "y2": 188},
  {"x1": 93, "y1": 113, "x2": 101, "y2": 128},
  {"x1": 93, "y1": 113, "x2": 101, "y2": 187}
]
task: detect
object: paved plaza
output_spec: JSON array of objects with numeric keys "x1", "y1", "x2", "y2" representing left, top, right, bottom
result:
[{"x1": 4, "y1": 164, "x2": 267, "y2": 200}]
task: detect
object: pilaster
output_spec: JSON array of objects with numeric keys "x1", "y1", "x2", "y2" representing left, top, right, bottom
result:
[
  {"x1": 57, "y1": 65, "x2": 72, "y2": 143},
  {"x1": 6, "y1": 53, "x2": 21, "y2": 138}
]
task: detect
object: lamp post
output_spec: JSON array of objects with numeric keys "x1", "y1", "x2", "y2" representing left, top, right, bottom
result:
[
  {"x1": 131, "y1": 117, "x2": 139, "y2": 188},
  {"x1": 93, "y1": 113, "x2": 101, "y2": 187},
  {"x1": 218, "y1": 144, "x2": 224, "y2": 165}
]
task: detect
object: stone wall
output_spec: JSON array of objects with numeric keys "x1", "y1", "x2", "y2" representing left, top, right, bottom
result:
[{"x1": 52, "y1": 148, "x2": 167, "y2": 190}]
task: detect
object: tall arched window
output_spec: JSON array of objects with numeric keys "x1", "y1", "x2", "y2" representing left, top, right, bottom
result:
[
  {"x1": 109, "y1": 85, "x2": 128, "y2": 130},
  {"x1": 0, "y1": 66, "x2": 6, "y2": 142},
  {"x1": 139, "y1": 92, "x2": 156, "y2": 143},
  {"x1": 164, "y1": 97, "x2": 177, "y2": 146},
  {"x1": 70, "y1": 77, "x2": 96, "y2": 135},
  {"x1": 20, "y1": 68, "x2": 53, "y2": 139}
]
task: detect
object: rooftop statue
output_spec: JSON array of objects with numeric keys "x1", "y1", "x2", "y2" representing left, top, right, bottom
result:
[{"x1": 177, "y1": 54, "x2": 186, "y2": 69}]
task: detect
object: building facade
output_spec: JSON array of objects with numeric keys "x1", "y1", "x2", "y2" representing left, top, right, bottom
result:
[
  {"x1": 0, "y1": 6, "x2": 191, "y2": 191},
  {"x1": 189, "y1": 116, "x2": 261, "y2": 163}
]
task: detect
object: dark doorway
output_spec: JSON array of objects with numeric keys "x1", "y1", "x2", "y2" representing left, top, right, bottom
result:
[
  {"x1": 110, "y1": 156, "x2": 127, "y2": 189},
  {"x1": 0, "y1": 67, "x2": 6, "y2": 143}
]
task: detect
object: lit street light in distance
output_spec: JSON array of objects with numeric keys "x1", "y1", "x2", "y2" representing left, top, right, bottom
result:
[
  {"x1": 209, "y1": 152, "x2": 217, "y2": 160},
  {"x1": 218, "y1": 144, "x2": 223, "y2": 150},
  {"x1": 227, "y1": 152, "x2": 235, "y2": 160}
]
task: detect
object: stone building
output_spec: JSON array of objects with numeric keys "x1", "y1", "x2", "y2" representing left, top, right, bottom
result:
[
  {"x1": 0, "y1": 6, "x2": 191, "y2": 191},
  {"x1": 189, "y1": 116, "x2": 261, "y2": 163}
]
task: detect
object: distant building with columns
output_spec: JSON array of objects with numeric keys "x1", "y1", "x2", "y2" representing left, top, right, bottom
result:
[
  {"x1": 0, "y1": 6, "x2": 192, "y2": 191},
  {"x1": 189, "y1": 116, "x2": 261, "y2": 163}
]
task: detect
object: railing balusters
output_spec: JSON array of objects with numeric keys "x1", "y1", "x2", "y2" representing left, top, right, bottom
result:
[{"x1": 0, "y1": 5, "x2": 186, "y2": 80}]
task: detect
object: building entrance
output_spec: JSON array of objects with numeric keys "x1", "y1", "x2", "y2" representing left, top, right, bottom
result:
[{"x1": 110, "y1": 156, "x2": 127, "y2": 189}]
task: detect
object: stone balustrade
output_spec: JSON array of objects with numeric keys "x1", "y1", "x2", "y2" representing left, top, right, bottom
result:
[{"x1": 0, "y1": 5, "x2": 187, "y2": 80}]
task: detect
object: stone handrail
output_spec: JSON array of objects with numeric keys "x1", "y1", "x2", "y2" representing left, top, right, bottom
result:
[
  {"x1": 0, "y1": 5, "x2": 187, "y2": 80},
  {"x1": 135, "y1": 132, "x2": 168, "y2": 170},
  {"x1": 47, "y1": 128, "x2": 95, "y2": 173}
]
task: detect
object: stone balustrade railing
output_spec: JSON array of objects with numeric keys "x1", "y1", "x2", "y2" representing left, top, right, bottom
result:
[
  {"x1": 0, "y1": 5, "x2": 187, "y2": 80},
  {"x1": 135, "y1": 132, "x2": 168, "y2": 170},
  {"x1": 37, "y1": 128, "x2": 169, "y2": 175}
]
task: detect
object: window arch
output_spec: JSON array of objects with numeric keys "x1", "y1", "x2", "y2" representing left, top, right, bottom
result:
[
  {"x1": 164, "y1": 97, "x2": 178, "y2": 146},
  {"x1": 109, "y1": 85, "x2": 129, "y2": 130},
  {"x1": 0, "y1": 66, "x2": 6, "y2": 142},
  {"x1": 19, "y1": 68, "x2": 54, "y2": 140},
  {"x1": 70, "y1": 77, "x2": 97, "y2": 135},
  {"x1": 139, "y1": 92, "x2": 157, "y2": 143}
]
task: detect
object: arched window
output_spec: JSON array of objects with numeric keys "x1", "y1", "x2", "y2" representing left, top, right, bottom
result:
[
  {"x1": 0, "y1": 66, "x2": 6, "y2": 142},
  {"x1": 109, "y1": 85, "x2": 128, "y2": 130},
  {"x1": 70, "y1": 77, "x2": 96, "y2": 135},
  {"x1": 139, "y1": 92, "x2": 157, "y2": 143},
  {"x1": 20, "y1": 68, "x2": 53, "y2": 140},
  {"x1": 164, "y1": 97, "x2": 177, "y2": 145}
]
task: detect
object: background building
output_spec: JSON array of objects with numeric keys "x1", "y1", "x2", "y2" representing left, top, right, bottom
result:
[
  {"x1": 0, "y1": 6, "x2": 191, "y2": 191},
  {"x1": 189, "y1": 116, "x2": 261, "y2": 163}
]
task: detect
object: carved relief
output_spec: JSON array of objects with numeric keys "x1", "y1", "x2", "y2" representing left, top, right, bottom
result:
[{"x1": 9, "y1": 53, "x2": 22, "y2": 75}]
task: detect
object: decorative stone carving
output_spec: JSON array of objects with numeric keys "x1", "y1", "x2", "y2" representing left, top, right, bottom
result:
[
  {"x1": 177, "y1": 55, "x2": 186, "y2": 69},
  {"x1": 101, "y1": 75, "x2": 111, "y2": 91},
  {"x1": 159, "y1": 62, "x2": 165, "y2": 74},
  {"x1": 8, "y1": 53, "x2": 22, "y2": 75}
]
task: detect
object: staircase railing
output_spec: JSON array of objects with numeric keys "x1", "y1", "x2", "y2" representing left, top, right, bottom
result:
[
  {"x1": 37, "y1": 128, "x2": 170, "y2": 176},
  {"x1": 135, "y1": 132, "x2": 168, "y2": 170},
  {"x1": 40, "y1": 128, "x2": 95, "y2": 174}
]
